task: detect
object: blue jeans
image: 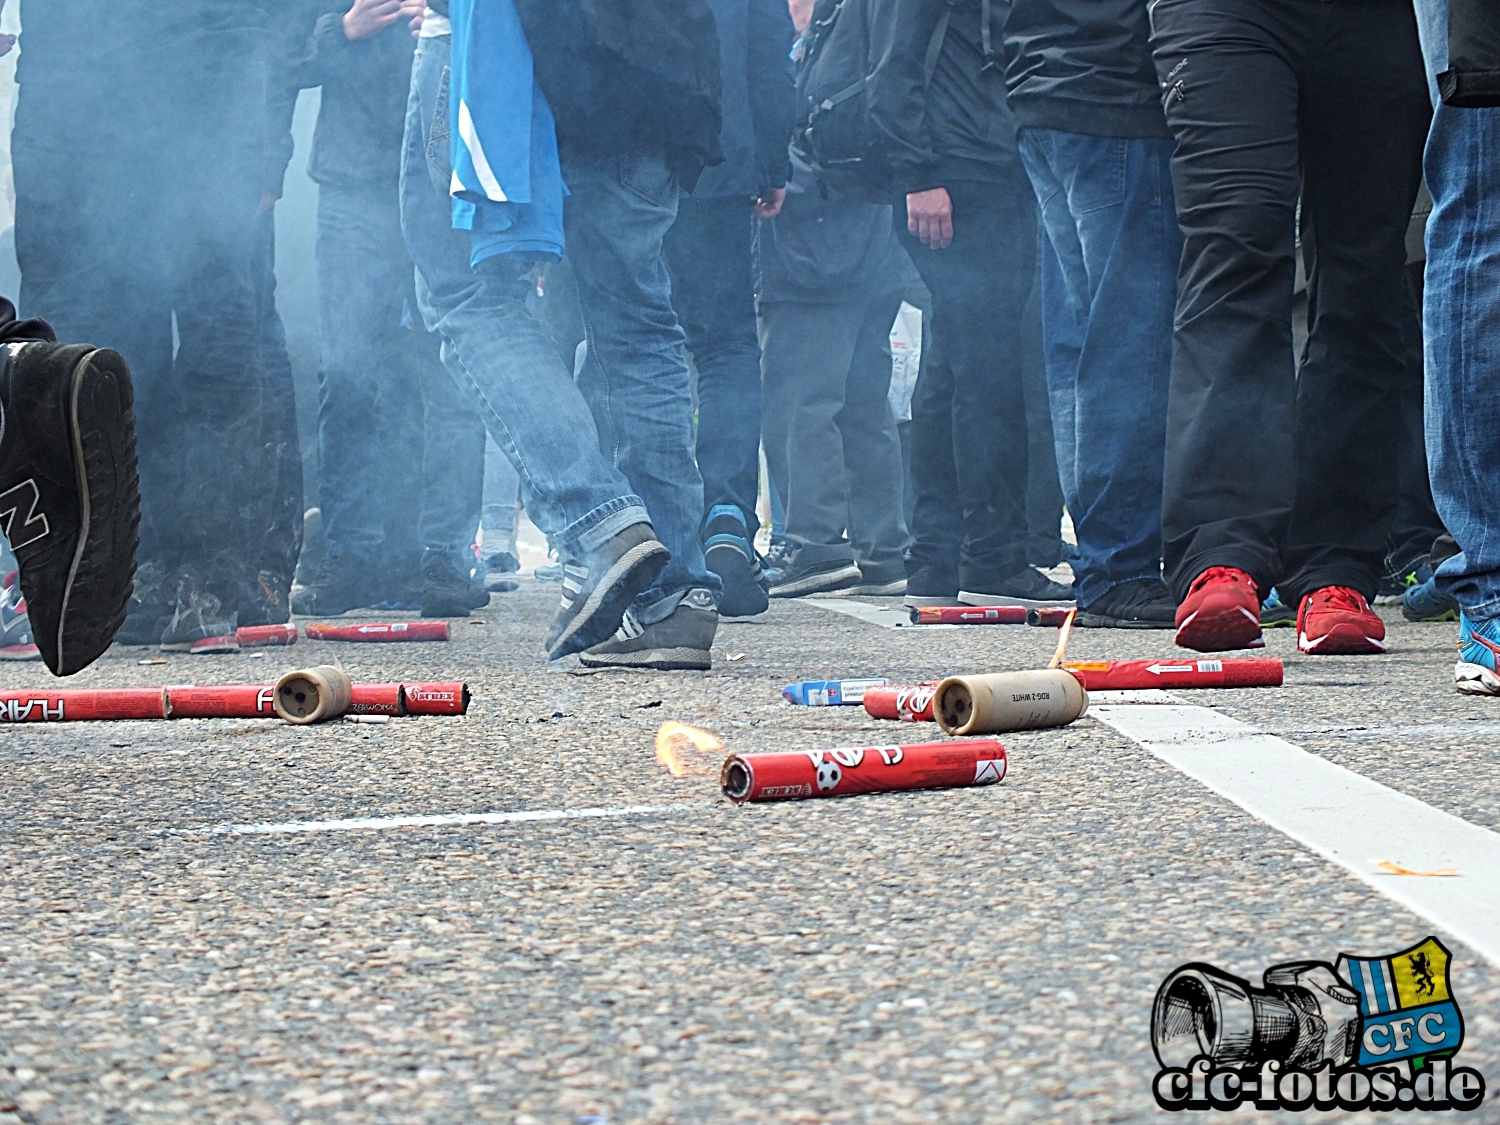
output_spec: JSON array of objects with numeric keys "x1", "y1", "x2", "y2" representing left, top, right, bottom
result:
[
  {"x1": 563, "y1": 149, "x2": 721, "y2": 613},
  {"x1": 1017, "y1": 129, "x2": 1177, "y2": 607},
  {"x1": 663, "y1": 195, "x2": 763, "y2": 538},
  {"x1": 399, "y1": 33, "x2": 648, "y2": 562},
  {"x1": 1415, "y1": 0, "x2": 1500, "y2": 619}
]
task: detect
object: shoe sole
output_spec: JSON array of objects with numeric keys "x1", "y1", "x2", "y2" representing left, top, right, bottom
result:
[
  {"x1": 1403, "y1": 607, "x2": 1459, "y2": 623},
  {"x1": 547, "y1": 541, "x2": 669, "y2": 660},
  {"x1": 1298, "y1": 625, "x2": 1387, "y2": 655},
  {"x1": 1175, "y1": 604, "x2": 1264, "y2": 652},
  {"x1": 51, "y1": 349, "x2": 141, "y2": 675},
  {"x1": 0, "y1": 644, "x2": 41, "y2": 660},
  {"x1": 958, "y1": 591, "x2": 1075, "y2": 609},
  {"x1": 903, "y1": 593, "x2": 962, "y2": 608},
  {"x1": 1456, "y1": 661, "x2": 1500, "y2": 695},
  {"x1": 849, "y1": 580, "x2": 908, "y2": 596},
  {"x1": 160, "y1": 635, "x2": 241, "y2": 654},
  {"x1": 706, "y1": 542, "x2": 769, "y2": 618},
  {"x1": 1073, "y1": 612, "x2": 1174, "y2": 629},
  {"x1": 1260, "y1": 613, "x2": 1297, "y2": 628},
  {"x1": 770, "y1": 564, "x2": 862, "y2": 599},
  {"x1": 578, "y1": 646, "x2": 712, "y2": 672}
]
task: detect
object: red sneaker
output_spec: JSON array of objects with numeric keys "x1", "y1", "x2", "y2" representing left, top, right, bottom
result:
[
  {"x1": 1175, "y1": 566, "x2": 1264, "y2": 652},
  {"x1": 1297, "y1": 586, "x2": 1386, "y2": 655}
]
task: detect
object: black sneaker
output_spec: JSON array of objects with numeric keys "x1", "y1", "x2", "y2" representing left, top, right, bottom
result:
[
  {"x1": 238, "y1": 569, "x2": 291, "y2": 628},
  {"x1": 116, "y1": 558, "x2": 172, "y2": 645},
  {"x1": 160, "y1": 567, "x2": 238, "y2": 654},
  {"x1": 579, "y1": 587, "x2": 717, "y2": 670},
  {"x1": 483, "y1": 552, "x2": 522, "y2": 592},
  {"x1": 849, "y1": 562, "x2": 908, "y2": 597},
  {"x1": 1376, "y1": 549, "x2": 1432, "y2": 605},
  {"x1": 902, "y1": 563, "x2": 960, "y2": 607},
  {"x1": 546, "y1": 522, "x2": 669, "y2": 660},
  {"x1": 959, "y1": 566, "x2": 1074, "y2": 608},
  {"x1": 769, "y1": 557, "x2": 861, "y2": 599},
  {"x1": 703, "y1": 504, "x2": 768, "y2": 618},
  {"x1": 420, "y1": 550, "x2": 491, "y2": 618},
  {"x1": 0, "y1": 342, "x2": 140, "y2": 675},
  {"x1": 290, "y1": 554, "x2": 376, "y2": 617},
  {"x1": 1075, "y1": 577, "x2": 1176, "y2": 629}
]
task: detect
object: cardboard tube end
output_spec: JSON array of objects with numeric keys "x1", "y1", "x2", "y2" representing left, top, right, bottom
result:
[
  {"x1": 933, "y1": 677, "x2": 974, "y2": 735},
  {"x1": 721, "y1": 758, "x2": 753, "y2": 802}
]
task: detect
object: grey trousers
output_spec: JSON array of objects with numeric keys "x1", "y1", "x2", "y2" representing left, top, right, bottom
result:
[{"x1": 759, "y1": 292, "x2": 911, "y2": 578}]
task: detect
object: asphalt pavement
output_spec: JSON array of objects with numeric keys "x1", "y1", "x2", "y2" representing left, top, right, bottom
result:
[{"x1": 2, "y1": 576, "x2": 1498, "y2": 1124}]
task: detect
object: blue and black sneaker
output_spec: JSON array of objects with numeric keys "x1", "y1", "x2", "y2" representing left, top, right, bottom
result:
[
  {"x1": 1402, "y1": 575, "x2": 1460, "y2": 623},
  {"x1": 1456, "y1": 612, "x2": 1500, "y2": 695},
  {"x1": 703, "y1": 504, "x2": 768, "y2": 618},
  {"x1": 1260, "y1": 587, "x2": 1296, "y2": 628},
  {"x1": 1376, "y1": 551, "x2": 1433, "y2": 605}
]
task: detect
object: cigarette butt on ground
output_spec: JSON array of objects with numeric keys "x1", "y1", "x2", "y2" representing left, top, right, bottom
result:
[{"x1": 1373, "y1": 859, "x2": 1459, "y2": 877}]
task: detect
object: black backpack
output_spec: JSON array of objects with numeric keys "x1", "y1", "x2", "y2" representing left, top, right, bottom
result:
[{"x1": 791, "y1": 0, "x2": 955, "y2": 203}]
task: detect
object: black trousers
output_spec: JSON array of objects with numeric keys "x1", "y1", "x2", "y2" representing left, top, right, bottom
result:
[
  {"x1": 1150, "y1": 0, "x2": 1429, "y2": 603},
  {"x1": 896, "y1": 177, "x2": 1039, "y2": 587}
]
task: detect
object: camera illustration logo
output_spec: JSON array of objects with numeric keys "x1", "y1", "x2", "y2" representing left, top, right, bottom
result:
[{"x1": 1151, "y1": 937, "x2": 1486, "y2": 1111}]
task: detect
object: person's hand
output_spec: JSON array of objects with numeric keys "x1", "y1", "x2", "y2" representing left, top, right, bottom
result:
[
  {"x1": 407, "y1": 1, "x2": 424, "y2": 37},
  {"x1": 789, "y1": 0, "x2": 815, "y2": 34},
  {"x1": 257, "y1": 191, "x2": 279, "y2": 216},
  {"x1": 754, "y1": 187, "x2": 786, "y2": 219},
  {"x1": 343, "y1": 0, "x2": 423, "y2": 41},
  {"x1": 906, "y1": 187, "x2": 953, "y2": 249}
]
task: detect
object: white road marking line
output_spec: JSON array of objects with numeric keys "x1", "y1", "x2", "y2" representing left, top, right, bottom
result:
[
  {"x1": 804, "y1": 599, "x2": 954, "y2": 629},
  {"x1": 1093, "y1": 702, "x2": 1500, "y2": 967},
  {"x1": 189, "y1": 803, "x2": 699, "y2": 837}
]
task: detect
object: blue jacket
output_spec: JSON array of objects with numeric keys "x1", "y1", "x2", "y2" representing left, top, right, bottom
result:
[{"x1": 694, "y1": 0, "x2": 798, "y2": 198}]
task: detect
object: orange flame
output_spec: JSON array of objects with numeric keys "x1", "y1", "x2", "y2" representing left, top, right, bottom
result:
[{"x1": 655, "y1": 720, "x2": 724, "y2": 778}]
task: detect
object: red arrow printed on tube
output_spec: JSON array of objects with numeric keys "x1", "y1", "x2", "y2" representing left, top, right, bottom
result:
[{"x1": 1061, "y1": 657, "x2": 1282, "y2": 690}]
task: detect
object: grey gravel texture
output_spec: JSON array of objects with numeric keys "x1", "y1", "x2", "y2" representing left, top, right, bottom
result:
[{"x1": 1, "y1": 586, "x2": 1497, "y2": 1124}]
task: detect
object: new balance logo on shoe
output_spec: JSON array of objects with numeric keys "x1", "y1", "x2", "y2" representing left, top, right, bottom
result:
[{"x1": 0, "y1": 478, "x2": 48, "y2": 549}]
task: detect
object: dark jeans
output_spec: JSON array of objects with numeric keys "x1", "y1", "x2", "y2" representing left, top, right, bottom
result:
[
  {"x1": 1150, "y1": 0, "x2": 1430, "y2": 603},
  {"x1": 663, "y1": 195, "x2": 763, "y2": 538},
  {"x1": 1019, "y1": 268, "x2": 1066, "y2": 567},
  {"x1": 1018, "y1": 129, "x2": 1178, "y2": 606},
  {"x1": 896, "y1": 178, "x2": 1039, "y2": 587},
  {"x1": 759, "y1": 292, "x2": 911, "y2": 578},
  {"x1": 253, "y1": 210, "x2": 304, "y2": 594},
  {"x1": 563, "y1": 148, "x2": 721, "y2": 612},
  {"x1": 316, "y1": 180, "x2": 484, "y2": 578}
]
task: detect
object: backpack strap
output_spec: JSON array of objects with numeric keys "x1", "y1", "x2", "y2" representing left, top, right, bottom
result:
[{"x1": 923, "y1": 0, "x2": 956, "y2": 82}]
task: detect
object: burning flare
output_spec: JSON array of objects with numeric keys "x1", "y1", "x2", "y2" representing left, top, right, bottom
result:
[{"x1": 655, "y1": 720, "x2": 723, "y2": 778}]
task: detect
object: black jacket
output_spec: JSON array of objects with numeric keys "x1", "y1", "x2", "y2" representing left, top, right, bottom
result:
[
  {"x1": 1003, "y1": 0, "x2": 1169, "y2": 139},
  {"x1": 864, "y1": 0, "x2": 1021, "y2": 196},
  {"x1": 513, "y1": 0, "x2": 725, "y2": 190},
  {"x1": 756, "y1": 153, "x2": 917, "y2": 300},
  {"x1": 293, "y1": 13, "x2": 416, "y2": 191},
  {"x1": 694, "y1": 0, "x2": 798, "y2": 198},
  {"x1": 1441, "y1": 0, "x2": 1500, "y2": 107}
]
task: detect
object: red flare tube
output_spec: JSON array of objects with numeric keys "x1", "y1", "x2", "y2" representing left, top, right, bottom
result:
[
  {"x1": 862, "y1": 683, "x2": 939, "y2": 722},
  {"x1": 909, "y1": 605, "x2": 1027, "y2": 625},
  {"x1": 401, "y1": 682, "x2": 470, "y2": 715},
  {"x1": 165, "y1": 684, "x2": 279, "y2": 718},
  {"x1": 721, "y1": 738, "x2": 1007, "y2": 804},
  {"x1": 0, "y1": 688, "x2": 168, "y2": 722},
  {"x1": 1025, "y1": 607, "x2": 1073, "y2": 626},
  {"x1": 305, "y1": 621, "x2": 450, "y2": 642},
  {"x1": 1062, "y1": 657, "x2": 1283, "y2": 690},
  {"x1": 0, "y1": 681, "x2": 468, "y2": 721},
  {"x1": 237, "y1": 624, "x2": 298, "y2": 647}
]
